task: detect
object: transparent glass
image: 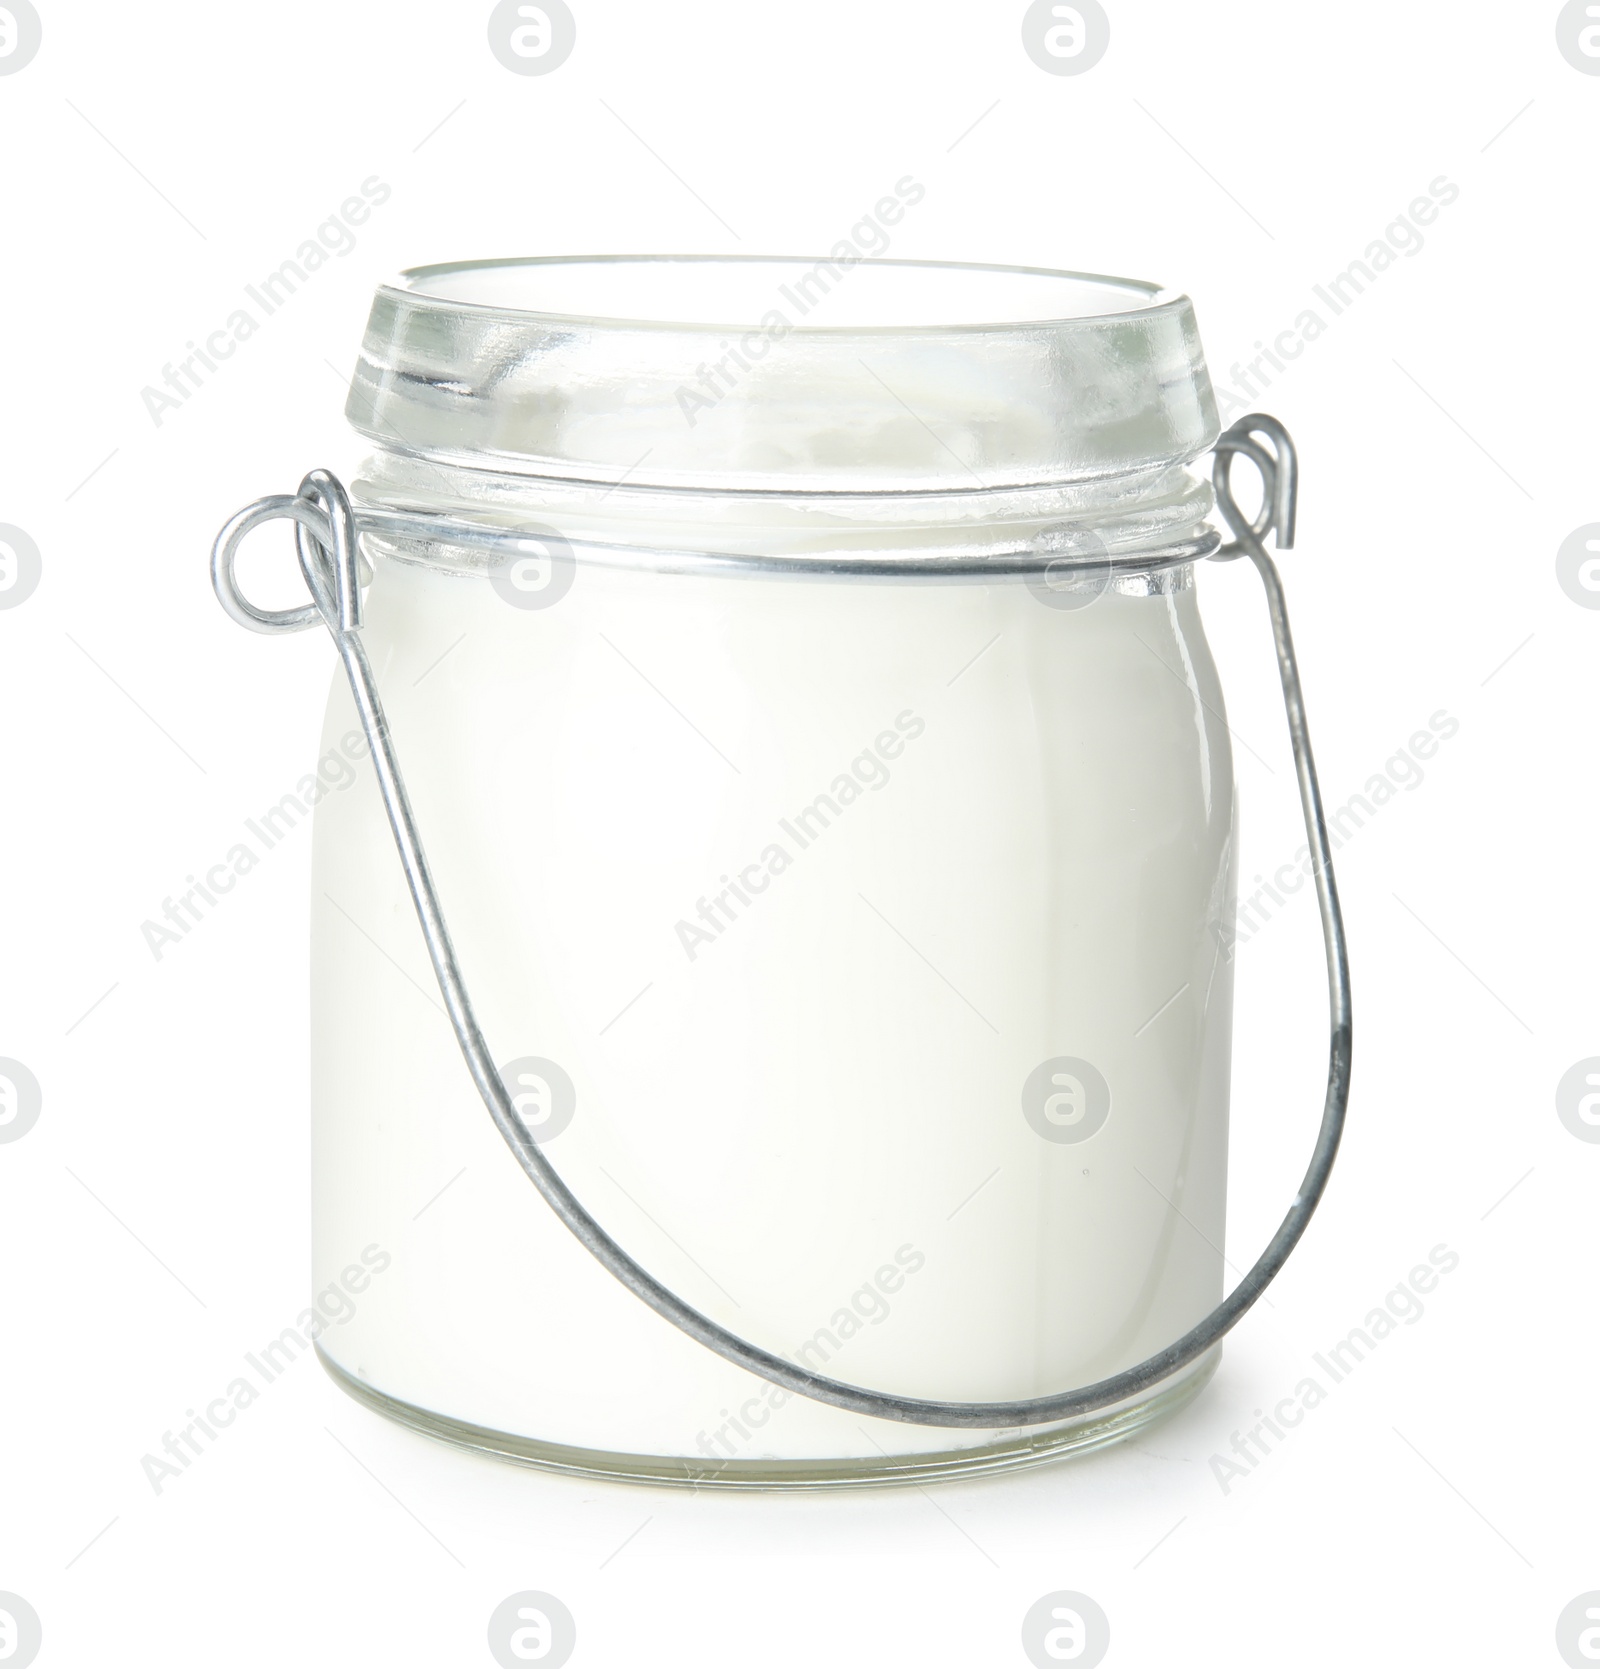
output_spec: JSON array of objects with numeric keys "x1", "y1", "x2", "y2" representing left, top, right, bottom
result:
[{"x1": 311, "y1": 257, "x2": 1234, "y2": 1486}]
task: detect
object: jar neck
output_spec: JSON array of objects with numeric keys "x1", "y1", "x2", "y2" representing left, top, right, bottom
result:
[{"x1": 350, "y1": 449, "x2": 1215, "y2": 568}]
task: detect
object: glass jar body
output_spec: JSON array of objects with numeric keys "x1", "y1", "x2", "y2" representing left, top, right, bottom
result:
[{"x1": 308, "y1": 543, "x2": 1236, "y2": 1486}]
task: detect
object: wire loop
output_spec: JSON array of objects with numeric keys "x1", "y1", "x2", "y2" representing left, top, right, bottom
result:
[{"x1": 1211, "y1": 413, "x2": 1298, "y2": 561}]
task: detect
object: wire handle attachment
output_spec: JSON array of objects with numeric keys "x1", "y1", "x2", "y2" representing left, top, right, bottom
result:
[{"x1": 1212, "y1": 412, "x2": 1297, "y2": 558}]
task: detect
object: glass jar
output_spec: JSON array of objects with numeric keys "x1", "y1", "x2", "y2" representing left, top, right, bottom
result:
[{"x1": 304, "y1": 257, "x2": 1240, "y2": 1486}]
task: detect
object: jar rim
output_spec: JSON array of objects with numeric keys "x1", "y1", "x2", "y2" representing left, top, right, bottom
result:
[
  {"x1": 348, "y1": 253, "x2": 1220, "y2": 494},
  {"x1": 381, "y1": 254, "x2": 1192, "y2": 337}
]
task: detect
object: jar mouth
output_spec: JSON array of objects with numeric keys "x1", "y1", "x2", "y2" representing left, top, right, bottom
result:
[
  {"x1": 348, "y1": 253, "x2": 1220, "y2": 495},
  {"x1": 387, "y1": 254, "x2": 1188, "y2": 335}
]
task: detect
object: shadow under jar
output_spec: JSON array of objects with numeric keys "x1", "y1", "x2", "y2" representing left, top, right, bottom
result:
[{"x1": 310, "y1": 256, "x2": 1237, "y2": 1486}]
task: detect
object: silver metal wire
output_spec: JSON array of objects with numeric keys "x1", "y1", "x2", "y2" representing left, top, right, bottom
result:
[
  {"x1": 1212, "y1": 413, "x2": 1297, "y2": 558},
  {"x1": 211, "y1": 417, "x2": 1350, "y2": 1430},
  {"x1": 356, "y1": 505, "x2": 1221, "y2": 583}
]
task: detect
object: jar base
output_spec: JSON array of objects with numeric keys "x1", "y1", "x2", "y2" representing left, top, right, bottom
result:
[{"x1": 316, "y1": 1345, "x2": 1219, "y2": 1491}]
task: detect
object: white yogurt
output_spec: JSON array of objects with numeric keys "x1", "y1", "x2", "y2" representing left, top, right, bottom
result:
[{"x1": 309, "y1": 551, "x2": 1235, "y2": 1475}]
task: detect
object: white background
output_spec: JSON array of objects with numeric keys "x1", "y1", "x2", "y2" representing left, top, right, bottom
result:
[{"x1": 1, "y1": 2, "x2": 1595, "y2": 1664}]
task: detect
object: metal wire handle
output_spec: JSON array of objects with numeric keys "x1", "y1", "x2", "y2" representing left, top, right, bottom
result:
[{"x1": 211, "y1": 415, "x2": 1350, "y2": 1430}]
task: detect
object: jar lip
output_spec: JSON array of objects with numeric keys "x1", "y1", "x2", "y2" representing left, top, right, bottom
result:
[
  {"x1": 350, "y1": 254, "x2": 1218, "y2": 492},
  {"x1": 380, "y1": 253, "x2": 1193, "y2": 337}
]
